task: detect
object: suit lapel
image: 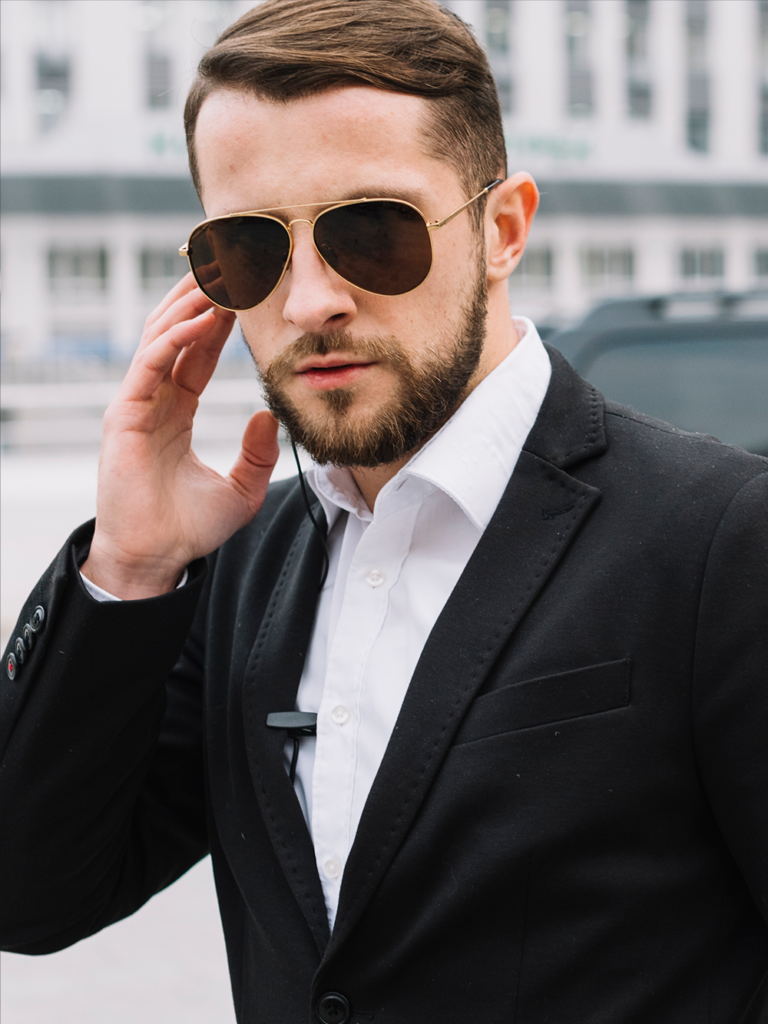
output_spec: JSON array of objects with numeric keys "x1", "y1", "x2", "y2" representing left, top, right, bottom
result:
[
  {"x1": 241, "y1": 496, "x2": 331, "y2": 952},
  {"x1": 328, "y1": 347, "x2": 607, "y2": 953}
]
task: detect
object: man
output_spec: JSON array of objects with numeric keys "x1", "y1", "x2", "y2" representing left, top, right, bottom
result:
[{"x1": 1, "y1": 1, "x2": 766, "y2": 1021}]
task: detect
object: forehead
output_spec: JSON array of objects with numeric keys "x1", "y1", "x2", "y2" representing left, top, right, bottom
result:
[{"x1": 194, "y1": 86, "x2": 460, "y2": 217}]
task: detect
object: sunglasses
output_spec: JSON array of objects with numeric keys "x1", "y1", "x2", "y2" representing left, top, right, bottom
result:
[{"x1": 179, "y1": 179, "x2": 502, "y2": 312}]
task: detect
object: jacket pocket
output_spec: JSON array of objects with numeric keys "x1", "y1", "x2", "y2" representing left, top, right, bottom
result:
[{"x1": 454, "y1": 658, "x2": 631, "y2": 745}]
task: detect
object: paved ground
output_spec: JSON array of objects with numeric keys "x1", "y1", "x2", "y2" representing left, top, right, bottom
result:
[
  {"x1": 1, "y1": 860, "x2": 235, "y2": 1024},
  {"x1": 1, "y1": 441, "x2": 308, "y2": 1022}
]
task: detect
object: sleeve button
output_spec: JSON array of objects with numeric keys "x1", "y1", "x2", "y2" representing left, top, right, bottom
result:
[
  {"x1": 14, "y1": 637, "x2": 27, "y2": 664},
  {"x1": 22, "y1": 624, "x2": 36, "y2": 650},
  {"x1": 30, "y1": 605, "x2": 46, "y2": 632},
  {"x1": 7, "y1": 652, "x2": 18, "y2": 680}
]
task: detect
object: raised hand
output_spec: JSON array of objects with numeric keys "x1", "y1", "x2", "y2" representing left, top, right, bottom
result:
[{"x1": 80, "y1": 273, "x2": 280, "y2": 600}]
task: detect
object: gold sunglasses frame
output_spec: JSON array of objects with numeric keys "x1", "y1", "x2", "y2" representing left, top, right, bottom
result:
[{"x1": 179, "y1": 178, "x2": 503, "y2": 311}]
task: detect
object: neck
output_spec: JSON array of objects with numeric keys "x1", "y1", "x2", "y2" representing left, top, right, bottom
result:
[{"x1": 350, "y1": 455, "x2": 413, "y2": 511}]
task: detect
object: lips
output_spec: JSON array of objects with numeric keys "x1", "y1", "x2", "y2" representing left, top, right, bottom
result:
[{"x1": 295, "y1": 354, "x2": 376, "y2": 390}]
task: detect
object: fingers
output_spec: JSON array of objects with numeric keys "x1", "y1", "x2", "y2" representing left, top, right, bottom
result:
[
  {"x1": 171, "y1": 305, "x2": 236, "y2": 395},
  {"x1": 121, "y1": 306, "x2": 225, "y2": 403},
  {"x1": 228, "y1": 411, "x2": 281, "y2": 513},
  {"x1": 142, "y1": 272, "x2": 199, "y2": 334},
  {"x1": 137, "y1": 276, "x2": 214, "y2": 354}
]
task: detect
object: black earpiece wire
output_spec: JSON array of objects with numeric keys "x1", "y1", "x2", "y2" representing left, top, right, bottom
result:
[
  {"x1": 289, "y1": 736, "x2": 301, "y2": 784},
  {"x1": 290, "y1": 437, "x2": 330, "y2": 591}
]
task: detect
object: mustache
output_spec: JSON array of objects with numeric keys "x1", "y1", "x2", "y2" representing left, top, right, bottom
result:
[{"x1": 261, "y1": 331, "x2": 410, "y2": 386}]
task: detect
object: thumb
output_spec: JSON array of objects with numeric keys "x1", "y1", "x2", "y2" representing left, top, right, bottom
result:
[{"x1": 228, "y1": 409, "x2": 281, "y2": 513}]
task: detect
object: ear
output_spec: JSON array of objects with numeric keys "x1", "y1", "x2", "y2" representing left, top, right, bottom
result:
[{"x1": 485, "y1": 172, "x2": 539, "y2": 284}]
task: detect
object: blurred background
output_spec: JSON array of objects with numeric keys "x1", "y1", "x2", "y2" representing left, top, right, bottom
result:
[{"x1": 1, "y1": 0, "x2": 767, "y2": 1020}]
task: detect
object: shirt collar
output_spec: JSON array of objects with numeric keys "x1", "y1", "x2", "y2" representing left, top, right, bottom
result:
[{"x1": 307, "y1": 317, "x2": 551, "y2": 532}]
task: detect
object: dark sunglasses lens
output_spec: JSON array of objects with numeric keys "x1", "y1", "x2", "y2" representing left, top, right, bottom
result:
[
  {"x1": 188, "y1": 217, "x2": 290, "y2": 310},
  {"x1": 314, "y1": 201, "x2": 432, "y2": 296}
]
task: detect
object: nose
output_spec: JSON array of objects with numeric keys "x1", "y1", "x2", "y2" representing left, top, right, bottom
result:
[{"x1": 281, "y1": 222, "x2": 357, "y2": 333}]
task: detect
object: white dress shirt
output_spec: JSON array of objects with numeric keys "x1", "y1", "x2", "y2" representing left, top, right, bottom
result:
[
  {"x1": 293, "y1": 318, "x2": 550, "y2": 926},
  {"x1": 82, "y1": 316, "x2": 551, "y2": 930}
]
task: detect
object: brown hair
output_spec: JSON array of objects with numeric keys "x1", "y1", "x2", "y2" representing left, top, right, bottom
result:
[{"x1": 184, "y1": 0, "x2": 506, "y2": 223}]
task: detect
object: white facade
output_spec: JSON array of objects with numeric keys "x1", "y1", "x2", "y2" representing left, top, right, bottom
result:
[
  {"x1": 1, "y1": 0, "x2": 767, "y2": 369},
  {"x1": 449, "y1": 0, "x2": 768, "y2": 324}
]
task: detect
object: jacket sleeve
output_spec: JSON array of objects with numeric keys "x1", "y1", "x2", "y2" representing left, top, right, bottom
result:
[
  {"x1": 0, "y1": 520, "x2": 211, "y2": 954},
  {"x1": 693, "y1": 470, "x2": 768, "y2": 925}
]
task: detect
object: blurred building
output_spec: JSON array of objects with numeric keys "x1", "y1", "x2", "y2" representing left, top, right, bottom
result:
[
  {"x1": 0, "y1": 0, "x2": 251, "y2": 375},
  {"x1": 1, "y1": 0, "x2": 767, "y2": 373},
  {"x1": 449, "y1": 0, "x2": 768, "y2": 326}
]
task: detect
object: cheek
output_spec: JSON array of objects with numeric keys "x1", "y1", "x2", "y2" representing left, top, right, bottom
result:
[{"x1": 237, "y1": 309, "x2": 284, "y2": 371}]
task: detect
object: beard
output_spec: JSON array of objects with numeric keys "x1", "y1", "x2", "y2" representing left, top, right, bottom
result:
[{"x1": 256, "y1": 270, "x2": 488, "y2": 468}]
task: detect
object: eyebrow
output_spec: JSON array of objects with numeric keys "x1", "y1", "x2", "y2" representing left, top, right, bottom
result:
[{"x1": 339, "y1": 186, "x2": 430, "y2": 208}]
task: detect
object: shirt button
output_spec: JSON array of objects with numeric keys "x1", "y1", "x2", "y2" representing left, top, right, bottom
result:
[
  {"x1": 331, "y1": 705, "x2": 349, "y2": 725},
  {"x1": 365, "y1": 568, "x2": 385, "y2": 588},
  {"x1": 323, "y1": 857, "x2": 342, "y2": 880}
]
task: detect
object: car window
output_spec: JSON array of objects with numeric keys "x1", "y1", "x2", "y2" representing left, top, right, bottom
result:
[{"x1": 580, "y1": 336, "x2": 768, "y2": 455}]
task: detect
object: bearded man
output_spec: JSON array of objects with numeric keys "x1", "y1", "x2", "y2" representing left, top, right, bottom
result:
[{"x1": 1, "y1": 2, "x2": 767, "y2": 1022}]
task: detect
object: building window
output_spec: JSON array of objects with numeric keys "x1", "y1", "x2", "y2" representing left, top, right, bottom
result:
[
  {"x1": 486, "y1": 0, "x2": 511, "y2": 53},
  {"x1": 140, "y1": 248, "x2": 189, "y2": 291},
  {"x1": 485, "y1": 1, "x2": 514, "y2": 115},
  {"x1": 686, "y1": 0, "x2": 710, "y2": 152},
  {"x1": 138, "y1": 1, "x2": 173, "y2": 108},
  {"x1": 146, "y1": 51, "x2": 171, "y2": 109},
  {"x1": 34, "y1": 0, "x2": 71, "y2": 132},
  {"x1": 755, "y1": 248, "x2": 768, "y2": 281},
  {"x1": 680, "y1": 247, "x2": 724, "y2": 282},
  {"x1": 566, "y1": 0, "x2": 593, "y2": 117},
  {"x1": 36, "y1": 52, "x2": 71, "y2": 131},
  {"x1": 759, "y1": 1, "x2": 768, "y2": 154},
  {"x1": 626, "y1": 0, "x2": 652, "y2": 118},
  {"x1": 48, "y1": 248, "x2": 109, "y2": 297},
  {"x1": 515, "y1": 248, "x2": 554, "y2": 290},
  {"x1": 581, "y1": 248, "x2": 634, "y2": 289}
]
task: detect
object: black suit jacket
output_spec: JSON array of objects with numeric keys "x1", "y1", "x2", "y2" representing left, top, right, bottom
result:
[{"x1": 2, "y1": 348, "x2": 767, "y2": 1024}]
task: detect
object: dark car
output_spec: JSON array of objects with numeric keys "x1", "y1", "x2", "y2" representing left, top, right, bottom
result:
[{"x1": 547, "y1": 291, "x2": 768, "y2": 456}]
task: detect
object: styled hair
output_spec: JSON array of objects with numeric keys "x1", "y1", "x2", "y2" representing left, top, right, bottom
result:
[{"x1": 184, "y1": 0, "x2": 507, "y2": 220}]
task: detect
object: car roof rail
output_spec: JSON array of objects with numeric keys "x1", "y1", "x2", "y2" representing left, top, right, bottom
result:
[{"x1": 575, "y1": 289, "x2": 768, "y2": 330}]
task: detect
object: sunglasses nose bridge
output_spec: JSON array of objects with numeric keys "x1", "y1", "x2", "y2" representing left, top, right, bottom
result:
[
  {"x1": 284, "y1": 217, "x2": 317, "y2": 256},
  {"x1": 286, "y1": 215, "x2": 343, "y2": 281}
]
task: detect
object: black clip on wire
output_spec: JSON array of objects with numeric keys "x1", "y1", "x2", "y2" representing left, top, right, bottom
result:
[
  {"x1": 290, "y1": 437, "x2": 330, "y2": 591},
  {"x1": 265, "y1": 441, "x2": 327, "y2": 782},
  {"x1": 266, "y1": 712, "x2": 318, "y2": 783}
]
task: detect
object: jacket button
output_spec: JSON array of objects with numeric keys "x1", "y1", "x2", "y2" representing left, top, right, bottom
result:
[
  {"x1": 316, "y1": 992, "x2": 351, "y2": 1024},
  {"x1": 29, "y1": 605, "x2": 46, "y2": 632},
  {"x1": 22, "y1": 624, "x2": 36, "y2": 650},
  {"x1": 6, "y1": 652, "x2": 18, "y2": 680},
  {"x1": 14, "y1": 637, "x2": 27, "y2": 664}
]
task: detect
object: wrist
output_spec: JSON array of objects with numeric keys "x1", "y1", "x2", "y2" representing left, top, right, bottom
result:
[{"x1": 80, "y1": 543, "x2": 187, "y2": 601}]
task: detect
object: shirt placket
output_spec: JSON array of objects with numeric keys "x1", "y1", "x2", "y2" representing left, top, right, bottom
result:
[{"x1": 310, "y1": 497, "x2": 419, "y2": 925}]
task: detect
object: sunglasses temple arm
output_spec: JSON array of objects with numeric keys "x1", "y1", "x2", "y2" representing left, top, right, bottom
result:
[{"x1": 427, "y1": 178, "x2": 504, "y2": 231}]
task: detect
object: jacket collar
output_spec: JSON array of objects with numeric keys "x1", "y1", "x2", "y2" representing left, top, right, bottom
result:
[{"x1": 523, "y1": 344, "x2": 608, "y2": 468}]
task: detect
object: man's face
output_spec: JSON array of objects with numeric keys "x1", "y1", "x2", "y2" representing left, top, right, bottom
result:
[{"x1": 194, "y1": 86, "x2": 493, "y2": 466}]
